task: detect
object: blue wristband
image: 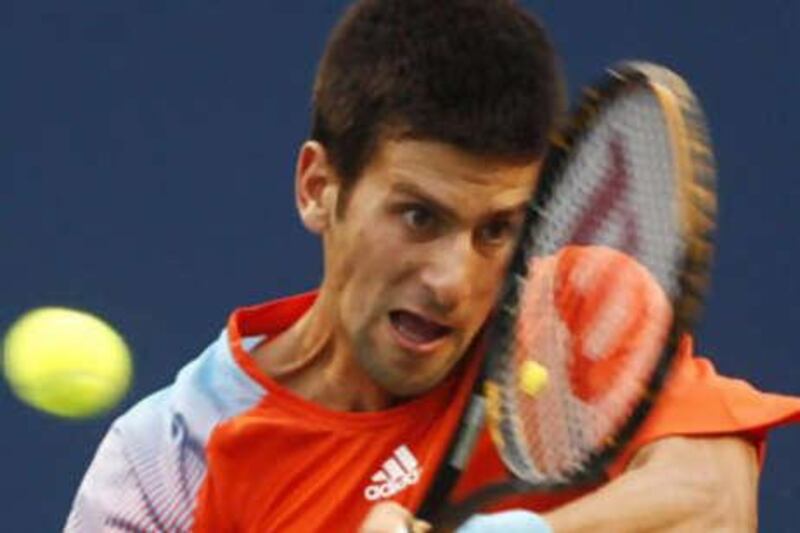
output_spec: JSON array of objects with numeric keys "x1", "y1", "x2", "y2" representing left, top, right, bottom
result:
[{"x1": 456, "y1": 510, "x2": 553, "y2": 533}]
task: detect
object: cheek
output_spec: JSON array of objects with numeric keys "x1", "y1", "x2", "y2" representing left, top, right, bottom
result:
[
  {"x1": 352, "y1": 218, "x2": 415, "y2": 280},
  {"x1": 339, "y1": 229, "x2": 408, "y2": 321},
  {"x1": 355, "y1": 228, "x2": 404, "y2": 280}
]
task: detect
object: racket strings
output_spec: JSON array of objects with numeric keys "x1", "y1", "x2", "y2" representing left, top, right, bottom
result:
[{"x1": 492, "y1": 86, "x2": 684, "y2": 484}]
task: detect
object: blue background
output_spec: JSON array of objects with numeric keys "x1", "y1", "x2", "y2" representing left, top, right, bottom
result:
[{"x1": 3, "y1": 1, "x2": 798, "y2": 530}]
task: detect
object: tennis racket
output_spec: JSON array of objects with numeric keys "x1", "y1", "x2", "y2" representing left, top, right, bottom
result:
[{"x1": 417, "y1": 61, "x2": 717, "y2": 529}]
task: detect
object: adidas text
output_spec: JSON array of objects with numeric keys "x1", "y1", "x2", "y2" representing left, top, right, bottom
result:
[{"x1": 364, "y1": 445, "x2": 422, "y2": 501}]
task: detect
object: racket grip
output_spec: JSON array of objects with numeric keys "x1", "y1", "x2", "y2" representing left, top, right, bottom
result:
[{"x1": 456, "y1": 510, "x2": 552, "y2": 533}]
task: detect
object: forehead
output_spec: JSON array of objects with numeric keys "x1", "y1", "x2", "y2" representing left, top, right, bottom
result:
[{"x1": 360, "y1": 139, "x2": 541, "y2": 214}]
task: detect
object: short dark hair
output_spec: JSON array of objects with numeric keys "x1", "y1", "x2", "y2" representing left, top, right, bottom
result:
[{"x1": 311, "y1": 0, "x2": 564, "y2": 189}]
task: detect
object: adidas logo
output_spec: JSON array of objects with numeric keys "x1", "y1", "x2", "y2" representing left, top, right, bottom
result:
[{"x1": 363, "y1": 445, "x2": 422, "y2": 501}]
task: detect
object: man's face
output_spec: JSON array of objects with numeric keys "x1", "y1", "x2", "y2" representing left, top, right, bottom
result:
[{"x1": 322, "y1": 139, "x2": 540, "y2": 397}]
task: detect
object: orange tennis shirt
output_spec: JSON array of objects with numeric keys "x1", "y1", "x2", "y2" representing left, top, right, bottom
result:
[{"x1": 191, "y1": 293, "x2": 800, "y2": 532}]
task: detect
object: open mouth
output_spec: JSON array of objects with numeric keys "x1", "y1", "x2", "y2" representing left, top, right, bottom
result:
[{"x1": 388, "y1": 310, "x2": 452, "y2": 352}]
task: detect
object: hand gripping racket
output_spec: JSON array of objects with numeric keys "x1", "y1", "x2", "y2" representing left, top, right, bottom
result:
[{"x1": 417, "y1": 61, "x2": 717, "y2": 529}]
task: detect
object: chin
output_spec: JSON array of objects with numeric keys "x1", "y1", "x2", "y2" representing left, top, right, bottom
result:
[
  {"x1": 389, "y1": 360, "x2": 456, "y2": 398},
  {"x1": 386, "y1": 379, "x2": 437, "y2": 399}
]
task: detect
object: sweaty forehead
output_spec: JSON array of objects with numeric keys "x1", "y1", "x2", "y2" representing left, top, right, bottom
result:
[{"x1": 371, "y1": 139, "x2": 540, "y2": 211}]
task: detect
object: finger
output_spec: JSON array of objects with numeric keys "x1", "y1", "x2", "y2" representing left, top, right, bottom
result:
[
  {"x1": 359, "y1": 501, "x2": 414, "y2": 533},
  {"x1": 410, "y1": 518, "x2": 432, "y2": 533}
]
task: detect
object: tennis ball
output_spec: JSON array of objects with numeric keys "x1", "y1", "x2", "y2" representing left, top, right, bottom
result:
[
  {"x1": 519, "y1": 360, "x2": 549, "y2": 397},
  {"x1": 2, "y1": 307, "x2": 132, "y2": 419}
]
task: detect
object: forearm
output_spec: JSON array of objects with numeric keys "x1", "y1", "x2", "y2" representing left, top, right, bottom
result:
[
  {"x1": 543, "y1": 459, "x2": 715, "y2": 532},
  {"x1": 542, "y1": 436, "x2": 759, "y2": 533}
]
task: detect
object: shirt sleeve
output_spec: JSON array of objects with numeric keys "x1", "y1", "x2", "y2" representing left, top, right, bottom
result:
[
  {"x1": 606, "y1": 335, "x2": 800, "y2": 476},
  {"x1": 65, "y1": 425, "x2": 168, "y2": 533},
  {"x1": 65, "y1": 328, "x2": 266, "y2": 531}
]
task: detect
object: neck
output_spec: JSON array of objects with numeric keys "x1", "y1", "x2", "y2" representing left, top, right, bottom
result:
[{"x1": 252, "y1": 290, "x2": 394, "y2": 411}]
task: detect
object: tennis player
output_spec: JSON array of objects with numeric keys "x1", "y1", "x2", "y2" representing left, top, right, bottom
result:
[{"x1": 66, "y1": 1, "x2": 800, "y2": 531}]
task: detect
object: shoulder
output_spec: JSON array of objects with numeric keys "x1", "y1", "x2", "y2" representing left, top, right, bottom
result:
[
  {"x1": 119, "y1": 328, "x2": 266, "y2": 444},
  {"x1": 66, "y1": 328, "x2": 267, "y2": 531}
]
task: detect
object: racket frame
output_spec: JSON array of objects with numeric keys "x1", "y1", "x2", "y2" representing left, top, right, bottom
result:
[{"x1": 418, "y1": 61, "x2": 717, "y2": 523}]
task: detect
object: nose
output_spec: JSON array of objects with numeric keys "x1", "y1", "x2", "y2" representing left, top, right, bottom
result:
[{"x1": 419, "y1": 233, "x2": 480, "y2": 315}]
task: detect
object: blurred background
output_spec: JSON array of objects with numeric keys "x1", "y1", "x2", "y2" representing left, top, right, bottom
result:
[{"x1": 3, "y1": 1, "x2": 798, "y2": 530}]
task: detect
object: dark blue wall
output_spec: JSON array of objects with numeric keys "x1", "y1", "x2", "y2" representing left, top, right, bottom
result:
[{"x1": 3, "y1": 1, "x2": 798, "y2": 530}]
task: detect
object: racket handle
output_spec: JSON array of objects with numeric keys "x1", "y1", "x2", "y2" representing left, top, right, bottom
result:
[
  {"x1": 456, "y1": 510, "x2": 552, "y2": 533},
  {"x1": 418, "y1": 394, "x2": 487, "y2": 520}
]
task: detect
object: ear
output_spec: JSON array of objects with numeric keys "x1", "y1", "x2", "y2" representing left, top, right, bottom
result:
[{"x1": 295, "y1": 141, "x2": 339, "y2": 234}]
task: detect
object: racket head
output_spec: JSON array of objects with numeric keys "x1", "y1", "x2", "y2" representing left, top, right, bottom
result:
[{"x1": 482, "y1": 61, "x2": 717, "y2": 488}]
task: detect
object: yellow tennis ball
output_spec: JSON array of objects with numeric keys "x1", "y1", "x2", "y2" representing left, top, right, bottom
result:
[
  {"x1": 519, "y1": 360, "x2": 549, "y2": 397},
  {"x1": 2, "y1": 307, "x2": 132, "y2": 419}
]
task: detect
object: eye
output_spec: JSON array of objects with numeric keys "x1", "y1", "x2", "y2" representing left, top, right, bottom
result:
[
  {"x1": 402, "y1": 204, "x2": 438, "y2": 233},
  {"x1": 477, "y1": 218, "x2": 517, "y2": 246}
]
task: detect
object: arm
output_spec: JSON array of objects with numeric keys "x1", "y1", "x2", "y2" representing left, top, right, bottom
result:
[
  {"x1": 66, "y1": 417, "x2": 206, "y2": 533},
  {"x1": 364, "y1": 436, "x2": 758, "y2": 532},
  {"x1": 65, "y1": 425, "x2": 164, "y2": 532},
  {"x1": 543, "y1": 435, "x2": 759, "y2": 532}
]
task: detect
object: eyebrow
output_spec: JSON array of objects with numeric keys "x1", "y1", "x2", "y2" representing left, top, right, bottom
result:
[
  {"x1": 389, "y1": 182, "x2": 529, "y2": 221},
  {"x1": 390, "y1": 182, "x2": 460, "y2": 220}
]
